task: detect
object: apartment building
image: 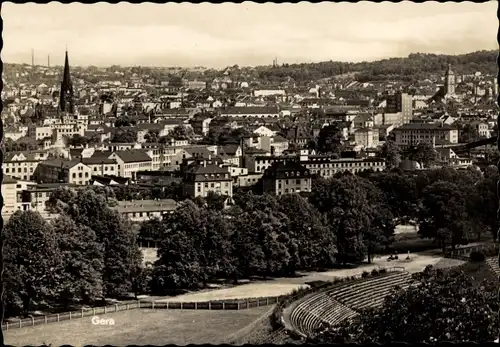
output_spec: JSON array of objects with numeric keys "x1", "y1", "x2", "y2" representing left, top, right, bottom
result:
[
  {"x1": 108, "y1": 150, "x2": 153, "y2": 179},
  {"x1": 354, "y1": 128, "x2": 379, "y2": 148},
  {"x1": 35, "y1": 159, "x2": 92, "y2": 185},
  {"x1": 27, "y1": 125, "x2": 52, "y2": 140},
  {"x1": 19, "y1": 183, "x2": 83, "y2": 217},
  {"x1": 302, "y1": 156, "x2": 386, "y2": 177},
  {"x1": 393, "y1": 123, "x2": 459, "y2": 148},
  {"x1": 220, "y1": 106, "x2": 280, "y2": 118},
  {"x1": 81, "y1": 157, "x2": 119, "y2": 176},
  {"x1": 2, "y1": 176, "x2": 19, "y2": 218},
  {"x1": 183, "y1": 160, "x2": 233, "y2": 198},
  {"x1": 4, "y1": 151, "x2": 50, "y2": 181},
  {"x1": 262, "y1": 161, "x2": 312, "y2": 195}
]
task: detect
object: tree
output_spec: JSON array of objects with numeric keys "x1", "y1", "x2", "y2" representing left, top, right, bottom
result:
[
  {"x1": 3, "y1": 211, "x2": 61, "y2": 316},
  {"x1": 138, "y1": 218, "x2": 167, "y2": 242},
  {"x1": 418, "y1": 181, "x2": 469, "y2": 252},
  {"x1": 315, "y1": 266, "x2": 498, "y2": 343},
  {"x1": 359, "y1": 178, "x2": 395, "y2": 262},
  {"x1": 369, "y1": 170, "x2": 419, "y2": 223},
  {"x1": 144, "y1": 130, "x2": 160, "y2": 143},
  {"x1": 317, "y1": 125, "x2": 345, "y2": 155},
  {"x1": 111, "y1": 128, "x2": 137, "y2": 143},
  {"x1": 50, "y1": 188, "x2": 142, "y2": 298},
  {"x1": 407, "y1": 143, "x2": 438, "y2": 168},
  {"x1": 380, "y1": 139, "x2": 402, "y2": 169},
  {"x1": 277, "y1": 194, "x2": 336, "y2": 271},
  {"x1": 170, "y1": 125, "x2": 194, "y2": 140},
  {"x1": 68, "y1": 134, "x2": 88, "y2": 147},
  {"x1": 152, "y1": 201, "x2": 207, "y2": 292},
  {"x1": 310, "y1": 174, "x2": 371, "y2": 264},
  {"x1": 51, "y1": 216, "x2": 104, "y2": 306},
  {"x1": 205, "y1": 191, "x2": 227, "y2": 211},
  {"x1": 114, "y1": 115, "x2": 137, "y2": 127}
]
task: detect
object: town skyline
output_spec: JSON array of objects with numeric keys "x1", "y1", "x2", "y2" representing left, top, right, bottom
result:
[{"x1": 2, "y1": 2, "x2": 497, "y2": 68}]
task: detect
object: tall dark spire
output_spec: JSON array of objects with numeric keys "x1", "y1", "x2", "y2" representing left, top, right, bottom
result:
[{"x1": 59, "y1": 50, "x2": 74, "y2": 114}]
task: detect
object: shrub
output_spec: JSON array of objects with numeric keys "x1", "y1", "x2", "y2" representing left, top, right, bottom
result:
[
  {"x1": 361, "y1": 271, "x2": 369, "y2": 278},
  {"x1": 469, "y1": 251, "x2": 486, "y2": 263},
  {"x1": 379, "y1": 268, "x2": 387, "y2": 274},
  {"x1": 371, "y1": 269, "x2": 379, "y2": 276}
]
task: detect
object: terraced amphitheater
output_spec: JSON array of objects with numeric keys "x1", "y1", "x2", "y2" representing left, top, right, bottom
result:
[
  {"x1": 486, "y1": 257, "x2": 500, "y2": 278},
  {"x1": 287, "y1": 271, "x2": 413, "y2": 337}
]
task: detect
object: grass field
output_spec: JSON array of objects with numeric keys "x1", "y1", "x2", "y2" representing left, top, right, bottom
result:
[{"x1": 4, "y1": 306, "x2": 273, "y2": 346}]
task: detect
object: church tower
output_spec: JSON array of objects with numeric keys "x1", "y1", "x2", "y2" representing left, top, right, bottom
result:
[
  {"x1": 59, "y1": 50, "x2": 74, "y2": 114},
  {"x1": 444, "y1": 63, "x2": 455, "y2": 96}
]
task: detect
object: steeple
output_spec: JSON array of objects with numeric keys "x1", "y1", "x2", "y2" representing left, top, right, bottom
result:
[
  {"x1": 59, "y1": 50, "x2": 74, "y2": 114},
  {"x1": 444, "y1": 63, "x2": 455, "y2": 96}
]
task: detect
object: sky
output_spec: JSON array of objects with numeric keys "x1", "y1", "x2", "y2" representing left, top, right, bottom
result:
[{"x1": 2, "y1": 1, "x2": 498, "y2": 68}]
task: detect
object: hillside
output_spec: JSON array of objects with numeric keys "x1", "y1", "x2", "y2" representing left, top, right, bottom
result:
[{"x1": 255, "y1": 50, "x2": 497, "y2": 83}]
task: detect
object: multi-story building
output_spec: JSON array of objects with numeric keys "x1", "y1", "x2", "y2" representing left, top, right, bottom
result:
[
  {"x1": 4, "y1": 151, "x2": 50, "y2": 181},
  {"x1": 81, "y1": 157, "x2": 119, "y2": 176},
  {"x1": 385, "y1": 91, "x2": 413, "y2": 125},
  {"x1": 19, "y1": 183, "x2": 83, "y2": 217},
  {"x1": 108, "y1": 150, "x2": 153, "y2": 179},
  {"x1": 354, "y1": 128, "x2": 379, "y2": 149},
  {"x1": 35, "y1": 159, "x2": 92, "y2": 185},
  {"x1": 262, "y1": 161, "x2": 312, "y2": 195},
  {"x1": 220, "y1": 106, "x2": 280, "y2": 118},
  {"x1": 300, "y1": 155, "x2": 386, "y2": 177},
  {"x1": 393, "y1": 123, "x2": 459, "y2": 148},
  {"x1": 182, "y1": 159, "x2": 233, "y2": 198},
  {"x1": 27, "y1": 125, "x2": 52, "y2": 140},
  {"x1": 2, "y1": 176, "x2": 20, "y2": 218},
  {"x1": 470, "y1": 121, "x2": 490, "y2": 138}
]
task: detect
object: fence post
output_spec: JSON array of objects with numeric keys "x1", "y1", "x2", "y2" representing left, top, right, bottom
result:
[
  {"x1": 5, "y1": 322, "x2": 8, "y2": 330},
  {"x1": 209, "y1": 302, "x2": 211, "y2": 310},
  {"x1": 19, "y1": 319, "x2": 22, "y2": 328},
  {"x1": 81, "y1": 309, "x2": 84, "y2": 318},
  {"x1": 181, "y1": 302, "x2": 183, "y2": 310},
  {"x1": 69, "y1": 311, "x2": 72, "y2": 320},
  {"x1": 167, "y1": 302, "x2": 169, "y2": 309},
  {"x1": 115, "y1": 304, "x2": 118, "y2": 312},
  {"x1": 138, "y1": 301, "x2": 141, "y2": 309},
  {"x1": 126, "y1": 303, "x2": 129, "y2": 311},
  {"x1": 32, "y1": 317, "x2": 34, "y2": 326},
  {"x1": 195, "y1": 302, "x2": 198, "y2": 310},
  {"x1": 57, "y1": 314, "x2": 60, "y2": 322},
  {"x1": 152, "y1": 301, "x2": 155, "y2": 310},
  {"x1": 222, "y1": 302, "x2": 226, "y2": 310},
  {"x1": 104, "y1": 306, "x2": 107, "y2": 314},
  {"x1": 45, "y1": 316, "x2": 47, "y2": 324},
  {"x1": 266, "y1": 297, "x2": 269, "y2": 305},
  {"x1": 257, "y1": 299, "x2": 260, "y2": 307}
]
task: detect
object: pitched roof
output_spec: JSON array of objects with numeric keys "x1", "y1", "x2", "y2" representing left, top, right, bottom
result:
[
  {"x1": 39, "y1": 159, "x2": 82, "y2": 169},
  {"x1": 113, "y1": 149, "x2": 152, "y2": 163}
]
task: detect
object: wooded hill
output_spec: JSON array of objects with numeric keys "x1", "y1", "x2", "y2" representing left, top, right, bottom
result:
[{"x1": 255, "y1": 50, "x2": 497, "y2": 84}]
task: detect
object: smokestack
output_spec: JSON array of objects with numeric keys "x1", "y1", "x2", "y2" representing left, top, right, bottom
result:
[
  {"x1": 31, "y1": 48, "x2": 34, "y2": 67},
  {"x1": 48, "y1": 54, "x2": 50, "y2": 68}
]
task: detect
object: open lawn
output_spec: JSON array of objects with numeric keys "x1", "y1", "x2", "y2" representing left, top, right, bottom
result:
[{"x1": 4, "y1": 306, "x2": 273, "y2": 346}]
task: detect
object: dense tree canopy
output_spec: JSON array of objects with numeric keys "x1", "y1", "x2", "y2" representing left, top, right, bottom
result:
[{"x1": 314, "y1": 265, "x2": 499, "y2": 343}]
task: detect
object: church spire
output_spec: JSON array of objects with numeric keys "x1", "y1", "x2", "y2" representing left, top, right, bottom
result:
[{"x1": 59, "y1": 50, "x2": 74, "y2": 114}]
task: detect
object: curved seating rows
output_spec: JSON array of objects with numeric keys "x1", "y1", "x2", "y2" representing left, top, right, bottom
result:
[
  {"x1": 289, "y1": 271, "x2": 413, "y2": 337},
  {"x1": 328, "y1": 272, "x2": 412, "y2": 311},
  {"x1": 486, "y1": 257, "x2": 500, "y2": 278}
]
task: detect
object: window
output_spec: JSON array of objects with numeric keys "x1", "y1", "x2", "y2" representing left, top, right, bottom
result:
[
  {"x1": 72, "y1": 173, "x2": 76, "y2": 178},
  {"x1": 296, "y1": 179, "x2": 300, "y2": 185}
]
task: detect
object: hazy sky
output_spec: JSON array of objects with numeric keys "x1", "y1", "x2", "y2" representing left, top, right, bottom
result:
[{"x1": 2, "y1": 1, "x2": 498, "y2": 68}]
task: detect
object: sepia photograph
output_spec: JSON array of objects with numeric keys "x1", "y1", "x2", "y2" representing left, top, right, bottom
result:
[{"x1": 0, "y1": 1, "x2": 499, "y2": 346}]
